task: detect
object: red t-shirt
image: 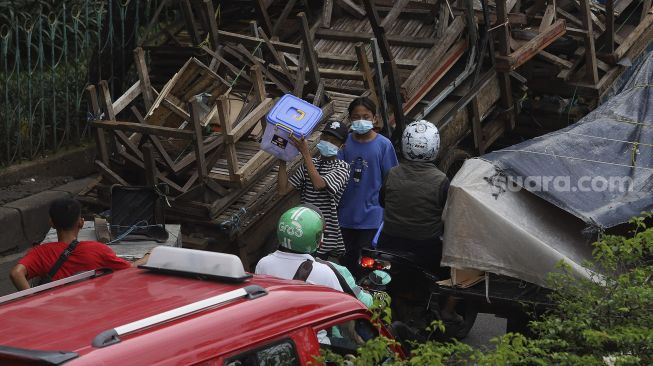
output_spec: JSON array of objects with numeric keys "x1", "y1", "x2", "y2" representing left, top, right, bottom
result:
[{"x1": 19, "y1": 241, "x2": 132, "y2": 281}]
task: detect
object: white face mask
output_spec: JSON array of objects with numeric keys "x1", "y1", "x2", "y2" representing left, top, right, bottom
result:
[{"x1": 351, "y1": 119, "x2": 374, "y2": 134}]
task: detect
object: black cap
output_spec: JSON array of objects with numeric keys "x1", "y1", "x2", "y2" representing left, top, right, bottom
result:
[{"x1": 322, "y1": 120, "x2": 349, "y2": 142}]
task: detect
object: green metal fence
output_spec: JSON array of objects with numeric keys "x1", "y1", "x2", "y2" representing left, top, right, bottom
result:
[{"x1": 0, "y1": 0, "x2": 165, "y2": 167}]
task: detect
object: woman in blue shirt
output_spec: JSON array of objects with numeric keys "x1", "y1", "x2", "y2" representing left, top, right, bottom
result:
[{"x1": 338, "y1": 97, "x2": 398, "y2": 273}]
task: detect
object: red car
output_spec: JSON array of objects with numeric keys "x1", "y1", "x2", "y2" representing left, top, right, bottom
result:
[{"x1": 0, "y1": 247, "x2": 396, "y2": 365}]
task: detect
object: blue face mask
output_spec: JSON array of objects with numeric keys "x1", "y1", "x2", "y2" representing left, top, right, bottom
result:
[
  {"x1": 316, "y1": 140, "x2": 339, "y2": 157},
  {"x1": 351, "y1": 119, "x2": 374, "y2": 134}
]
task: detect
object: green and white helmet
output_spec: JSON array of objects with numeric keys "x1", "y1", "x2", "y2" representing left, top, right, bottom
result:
[{"x1": 277, "y1": 206, "x2": 324, "y2": 253}]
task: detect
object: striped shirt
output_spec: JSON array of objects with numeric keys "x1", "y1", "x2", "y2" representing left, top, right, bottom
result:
[{"x1": 290, "y1": 157, "x2": 350, "y2": 256}]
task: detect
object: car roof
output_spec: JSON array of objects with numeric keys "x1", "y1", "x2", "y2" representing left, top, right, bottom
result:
[{"x1": 0, "y1": 267, "x2": 367, "y2": 363}]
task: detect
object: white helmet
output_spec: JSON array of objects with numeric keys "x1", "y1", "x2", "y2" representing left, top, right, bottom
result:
[{"x1": 402, "y1": 120, "x2": 440, "y2": 162}]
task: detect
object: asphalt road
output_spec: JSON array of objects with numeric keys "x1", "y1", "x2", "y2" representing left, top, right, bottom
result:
[{"x1": 463, "y1": 313, "x2": 507, "y2": 349}]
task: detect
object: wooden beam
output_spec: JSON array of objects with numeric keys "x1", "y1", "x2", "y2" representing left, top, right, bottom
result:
[
  {"x1": 539, "y1": 5, "x2": 555, "y2": 33},
  {"x1": 298, "y1": 12, "x2": 321, "y2": 90},
  {"x1": 606, "y1": 0, "x2": 615, "y2": 53},
  {"x1": 181, "y1": 0, "x2": 202, "y2": 45},
  {"x1": 203, "y1": 0, "x2": 220, "y2": 50},
  {"x1": 323, "y1": 0, "x2": 334, "y2": 28},
  {"x1": 131, "y1": 106, "x2": 176, "y2": 171},
  {"x1": 538, "y1": 50, "x2": 574, "y2": 68},
  {"x1": 227, "y1": 98, "x2": 274, "y2": 143},
  {"x1": 496, "y1": 0, "x2": 516, "y2": 130},
  {"x1": 380, "y1": 0, "x2": 410, "y2": 28},
  {"x1": 92, "y1": 120, "x2": 194, "y2": 140},
  {"x1": 95, "y1": 160, "x2": 128, "y2": 186},
  {"x1": 231, "y1": 44, "x2": 291, "y2": 94},
  {"x1": 317, "y1": 52, "x2": 420, "y2": 69},
  {"x1": 257, "y1": 27, "x2": 291, "y2": 79},
  {"x1": 337, "y1": 0, "x2": 366, "y2": 18},
  {"x1": 609, "y1": 11, "x2": 653, "y2": 64},
  {"x1": 201, "y1": 46, "x2": 253, "y2": 83},
  {"x1": 355, "y1": 43, "x2": 378, "y2": 105},
  {"x1": 86, "y1": 85, "x2": 109, "y2": 165},
  {"x1": 134, "y1": 47, "x2": 154, "y2": 111},
  {"x1": 112, "y1": 80, "x2": 142, "y2": 115},
  {"x1": 190, "y1": 99, "x2": 207, "y2": 183},
  {"x1": 254, "y1": 0, "x2": 273, "y2": 36},
  {"x1": 294, "y1": 41, "x2": 307, "y2": 97},
  {"x1": 315, "y1": 28, "x2": 437, "y2": 48},
  {"x1": 402, "y1": 16, "x2": 465, "y2": 96},
  {"x1": 578, "y1": 0, "x2": 599, "y2": 84},
  {"x1": 272, "y1": 0, "x2": 298, "y2": 37},
  {"x1": 217, "y1": 30, "x2": 301, "y2": 54},
  {"x1": 362, "y1": 0, "x2": 405, "y2": 141},
  {"x1": 495, "y1": 19, "x2": 567, "y2": 72},
  {"x1": 217, "y1": 97, "x2": 239, "y2": 180},
  {"x1": 142, "y1": 143, "x2": 157, "y2": 187}
]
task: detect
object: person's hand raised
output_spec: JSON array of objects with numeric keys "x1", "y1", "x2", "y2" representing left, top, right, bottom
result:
[{"x1": 290, "y1": 136, "x2": 310, "y2": 157}]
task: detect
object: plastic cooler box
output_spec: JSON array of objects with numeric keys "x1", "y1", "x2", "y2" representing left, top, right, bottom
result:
[{"x1": 261, "y1": 94, "x2": 323, "y2": 161}]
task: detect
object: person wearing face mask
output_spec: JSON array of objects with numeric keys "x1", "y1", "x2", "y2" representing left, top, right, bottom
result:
[
  {"x1": 338, "y1": 97, "x2": 398, "y2": 274},
  {"x1": 277, "y1": 120, "x2": 351, "y2": 259}
]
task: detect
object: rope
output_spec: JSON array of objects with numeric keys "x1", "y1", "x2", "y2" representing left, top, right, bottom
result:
[{"x1": 497, "y1": 149, "x2": 653, "y2": 170}]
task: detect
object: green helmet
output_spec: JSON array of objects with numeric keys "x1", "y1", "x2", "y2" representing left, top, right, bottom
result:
[{"x1": 277, "y1": 206, "x2": 324, "y2": 253}]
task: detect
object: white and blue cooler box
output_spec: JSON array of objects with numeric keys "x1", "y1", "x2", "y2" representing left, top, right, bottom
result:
[{"x1": 261, "y1": 94, "x2": 323, "y2": 161}]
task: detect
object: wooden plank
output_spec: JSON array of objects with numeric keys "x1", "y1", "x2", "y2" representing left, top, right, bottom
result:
[
  {"x1": 114, "y1": 130, "x2": 144, "y2": 160},
  {"x1": 236, "y1": 150, "x2": 274, "y2": 183},
  {"x1": 506, "y1": 0, "x2": 519, "y2": 12},
  {"x1": 272, "y1": 0, "x2": 298, "y2": 37},
  {"x1": 217, "y1": 30, "x2": 301, "y2": 54},
  {"x1": 337, "y1": 0, "x2": 366, "y2": 18},
  {"x1": 254, "y1": 0, "x2": 273, "y2": 36},
  {"x1": 134, "y1": 47, "x2": 154, "y2": 111},
  {"x1": 232, "y1": 44, "x2": 291, "y2": 94},
  {"x1": 217, "y1": 97, "x2": 239, "y2": 180},
  {"x1": 556, "y1": 8, "x2": 583, "y2": 27},
  {"x1": 380, "y1": 0, "x2": 410, "y2": 28},
  {"x1": 402, "y1": 39, "x2": 467, "y2": 113},
  {"x1": 362, "y1": 0, "x2": 405, "y2": 140},
  {"x1": 190, "y1": 99, "x2": 208, "y2": 183},
  {"x1": 257, "y1": 27, "x2": 292, "y2": 79},
  {"x1": 496, "y1": 0, "x2": 515, "y2": 130},
  {"x1": 402, "y1": 16, "x2": 465, "y2": 96},
  {"x1": 112, "y1": 80, "x2": 142, "y2": 115},
  {"x1": 131, "y1": 106, "x2": 176, "y2": 171},
  {"x1": 469, "y1": 97, "x2": 484, "y2": 154},
  {"x1": 323, "y1": 0, "x2": 334, "y2": 28},
  {"x1": 495, "y1": 19, "x2": 567, "y2": 71},
  {"x1": 315, "y1": 28, "x2": 437, "y2": 48},
  {"x1": 142, "y1": 143, "x2": 157, "y2": 187},
  {"x1": 86, "y1": 85, "x2": 109, "y2": 165},
  {"x1": 579, "y1": 0, "x2": 599, "y2": 84},
  {"x1": 181, "y1": 0, "x2": 202, "y2": 45},
  {"x1": 538, "y1": 50, "x2": 574, "y2": 68},
  {"x1": 201, "y1": 46, "x2": 253, "y2": 83},
  {"x1": 313, "y1": 81, "x2": 325, "y2": 106},
  {"x1": 610, "y1": 12, "x2": 653, "y2": 63},
  {"x1": 355, "y1": 43, "x2": 378, "y2": 105},
  {"x1": 227, "y1": 98, "x2": 274, "y2": 143},
  {"x1": 119, "y1": 151, "x2": 185, "y2": 193},
  {"x1": 98, "y1": 80, "x2": 119, "y2": 157},
  {"x1": 92, "y1": 120, "x2": 194, "y2": 140},
  {"x1": 317, "y1": 53, "x2": 420, "y2": 69},
  {"x1": 298, "y1": 12, "x2": 321, "y2": 90},
  {"x1": 606, "y1": 0, "x2": 615, "y2": 53},
  {"x1": 95, "y1": 160, "x2": 128, "y2": 186},
  {"x1": 539, "y1": 5, "x2": 555, "y2": 33},
  {"x1": 294, "y1": 41, "x2": 307, "y2": 97}
]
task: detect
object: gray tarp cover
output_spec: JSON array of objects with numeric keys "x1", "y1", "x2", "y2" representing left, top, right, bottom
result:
[
  {"x1": 441, "y1": 52, "x2": 653, "y2": 287},
  {"x1": 484, "y1": 53, "x2": 653, "y2": 228}
]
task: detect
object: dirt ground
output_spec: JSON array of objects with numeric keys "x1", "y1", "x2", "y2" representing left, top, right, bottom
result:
[{"x1": 0, "y1": 176, "x2": 73, "y2": 205}]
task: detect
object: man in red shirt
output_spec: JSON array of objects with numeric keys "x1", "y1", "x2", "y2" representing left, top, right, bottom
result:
[{"x1": 10, "y1": 198, "x2": 145, "y2": 291}]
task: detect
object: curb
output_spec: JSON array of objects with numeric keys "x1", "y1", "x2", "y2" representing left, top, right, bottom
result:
[{"x1": 0, "y1": 176, "x2": 97, "y2": 256}]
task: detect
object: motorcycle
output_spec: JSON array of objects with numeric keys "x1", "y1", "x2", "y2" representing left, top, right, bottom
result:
[{"x1": 357, "y1": 247, "x2": 478, "y2": 342}]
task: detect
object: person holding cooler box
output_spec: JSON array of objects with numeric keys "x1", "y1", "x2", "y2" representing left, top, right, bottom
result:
[
  {"x1": 278, "y1": 121, "x2": 351, "y2": 259},
  {"x1": 338, "y1": 97, "x2": 398, "y2": 274}
]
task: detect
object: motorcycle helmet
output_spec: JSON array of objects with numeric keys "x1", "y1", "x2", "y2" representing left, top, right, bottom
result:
[
  {"x1": 277, "y1": 206, "x2": 324, "y2": 253},
  {"x1": 402, "y1": 120, "x2": 440, "y2": 162}
]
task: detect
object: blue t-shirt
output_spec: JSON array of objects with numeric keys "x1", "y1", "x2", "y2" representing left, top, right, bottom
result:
[{"x1": 338, "y1": 133, "x2": 398, "y2": 229}]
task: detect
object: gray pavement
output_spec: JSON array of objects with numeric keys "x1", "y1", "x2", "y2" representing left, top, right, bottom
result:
[{"x1": 463, "y1": 313, "x2": 507, "y2": 349}]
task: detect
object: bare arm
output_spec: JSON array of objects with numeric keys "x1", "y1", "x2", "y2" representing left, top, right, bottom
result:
[
  {"x1": 10, "y1": 264, "x2": 30, "y2": 291},
  {"x1": 277, "y1": 160, "x2": 294, "y2": 195},
  {"x1": 294, "y1": 138, "x2": 327, "y2": 191}
]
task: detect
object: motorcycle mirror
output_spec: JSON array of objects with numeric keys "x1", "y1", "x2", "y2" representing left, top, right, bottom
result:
[{"x1": 371, "y1": 270, "x2": 392, "y2": 285}]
